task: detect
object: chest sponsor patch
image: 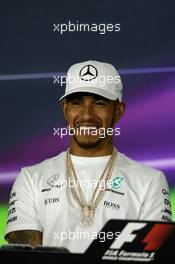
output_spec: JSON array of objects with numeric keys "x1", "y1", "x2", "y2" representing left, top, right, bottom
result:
[
  {"x1": 111, "y1": 177, "x2": 123, "y2": 189},
  {"x1": 41, "y1": 174, "x2": 65, "y2": 192},
  {"x1": 106, "y1": 176, "x2": 125, "y2": 195},
  {"x1": 103, "y1": 200, "x2": 120, "y2": 211},
  {"x1": 44, "y1": 197, "x2": 60, "y2": 205}
]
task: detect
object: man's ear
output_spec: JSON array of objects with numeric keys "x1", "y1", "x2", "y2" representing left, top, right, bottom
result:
[
  {"x1": 114, "y1": 101, "x2": 125, "y2": 122},
  {"x1": 61, "y1": 99, "x2": 67, "y2": 120}
]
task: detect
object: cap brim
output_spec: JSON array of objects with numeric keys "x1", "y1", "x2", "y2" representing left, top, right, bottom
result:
[{"x1": 59, "y1": 87, "x2": 121, "y2": 101}]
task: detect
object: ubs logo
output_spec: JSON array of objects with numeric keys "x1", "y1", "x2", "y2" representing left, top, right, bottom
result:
[{"x1": 44, "y1": 197, "x2": 59, "y2": 205}]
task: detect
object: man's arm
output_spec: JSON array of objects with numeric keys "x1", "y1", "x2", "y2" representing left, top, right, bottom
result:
[
  {"x1": 139, "y1": 172, "x2": 172, "y2": 221},
  {"x1": 6, "y1": 230, "x2": 43, "y2": 246},
  {"x1": 5, "y1": 168, "x2": 43, "y2": 245}
]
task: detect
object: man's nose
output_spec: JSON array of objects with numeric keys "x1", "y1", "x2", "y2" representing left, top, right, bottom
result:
[{"x1": 80, "y1": 104, "x2": 94, "y2": 119}]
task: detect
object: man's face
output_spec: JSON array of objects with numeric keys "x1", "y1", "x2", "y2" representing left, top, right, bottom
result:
[{"x1": 62, "y1": 92, "x2": 124, "y2": 149}]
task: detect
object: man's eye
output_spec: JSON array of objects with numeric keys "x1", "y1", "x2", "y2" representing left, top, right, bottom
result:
[
  {"x1": 71, "y1": 100, "x2": 81, "y2": 105},
  {"x1": 95, "y1": 101, "x2": 106, "y2": 106}
]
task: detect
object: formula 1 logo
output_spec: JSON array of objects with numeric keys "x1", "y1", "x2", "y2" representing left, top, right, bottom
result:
[
  {"x1": 102, "y1": 222, "x2": 175, "y2": 261},
  {"x1": 108, "y1": 222, "x2": 175, "y2": 251}
]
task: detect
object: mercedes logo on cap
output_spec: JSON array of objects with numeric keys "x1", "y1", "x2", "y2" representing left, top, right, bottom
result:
[{"x1": 79, "y1": 65, "x2": 98, "y2": 81}]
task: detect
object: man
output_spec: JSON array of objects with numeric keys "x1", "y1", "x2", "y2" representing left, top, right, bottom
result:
[{"x1": 5, "y1": 60, "x2": 172, "y2": 253}]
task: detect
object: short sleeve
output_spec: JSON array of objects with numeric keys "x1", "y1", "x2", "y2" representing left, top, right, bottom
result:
[
  {"x1": 5, "y1": 168, "x2": 42, "y2": 240},
  {"x1": 139, "y1": 172, "x2": 172, "y2": 222}
]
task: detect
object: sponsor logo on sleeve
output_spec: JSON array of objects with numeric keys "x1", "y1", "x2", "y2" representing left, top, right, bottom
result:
[
  {"x1": 8, "y1": 207, "x2": 16, "y2": 216},
  {"x1": 161, "y1": 208, "x2": 172, "y2": 216},
  {"x1": 7, "y1": 216, "x2": 17, "y2": 224},
  {"x1": 161, "y1": 215, "x2": 172, "y2": 222},
  {"x1": 164, "y1": 198, "x2": 171, "y2": 207},
  {"x1": 9, "y1": 199, "x2": 18, "y2": 206},
  {"x1": 162, "y1": 189, "x2": 169, "y2": 196},
  {"x1": 9, "y1": 191, "x2": 16, "y2": 200}
]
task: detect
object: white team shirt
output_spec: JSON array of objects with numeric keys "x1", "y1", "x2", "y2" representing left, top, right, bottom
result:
[{"x1": 5, "y1": 148, "x2": 172, "y2": 253}]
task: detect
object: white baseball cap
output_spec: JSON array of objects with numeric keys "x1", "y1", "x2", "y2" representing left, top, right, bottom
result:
[{"x1": 59, "y1": 60, "x2": 123, "y2": 101}]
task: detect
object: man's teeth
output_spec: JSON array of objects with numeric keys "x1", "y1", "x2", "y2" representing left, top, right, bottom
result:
[
  {"x1": 75, "y1": 125, "x2": 98, "y2": 129},
  {"x1": 79, "y1": 126, "x2": 97, "y2": 129}
]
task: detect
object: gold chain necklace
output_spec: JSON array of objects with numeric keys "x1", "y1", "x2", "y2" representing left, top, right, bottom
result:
[{"x1": 66, "y1": 148, "x2": 116, "y2": 226}]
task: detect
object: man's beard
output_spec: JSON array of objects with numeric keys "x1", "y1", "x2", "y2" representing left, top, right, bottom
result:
[
  {"x1": 72, "y1": 110, "x2": 116, "y2": 150},
  {"x1": 73, "y1": 134, "x2": 102, "y2": 149}
]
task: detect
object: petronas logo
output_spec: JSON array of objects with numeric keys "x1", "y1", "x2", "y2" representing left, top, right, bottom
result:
[{"x1": 111, "y1": 177, "x2": 123, "y2": 189}]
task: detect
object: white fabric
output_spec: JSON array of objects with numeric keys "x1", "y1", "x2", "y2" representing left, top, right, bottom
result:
[
  {"x1": 5, "y1": 149, "x2": 172, "y2": 253},
  {"x1": 59, "y1": 60, "x2": 122, "y2": 101}
]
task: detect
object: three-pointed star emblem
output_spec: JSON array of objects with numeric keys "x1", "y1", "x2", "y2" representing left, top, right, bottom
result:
[{"x1": 79, "y1": 65, "x2": 98, "y2": 81}]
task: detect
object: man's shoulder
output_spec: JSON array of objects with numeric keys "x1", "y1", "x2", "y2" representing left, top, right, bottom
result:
[
  {"x1": 21, "y1": 150, "x2": 67, "y2": 176},
  {"x1": 117, "y1": 151, "x2": 164, "y2": 180}
]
